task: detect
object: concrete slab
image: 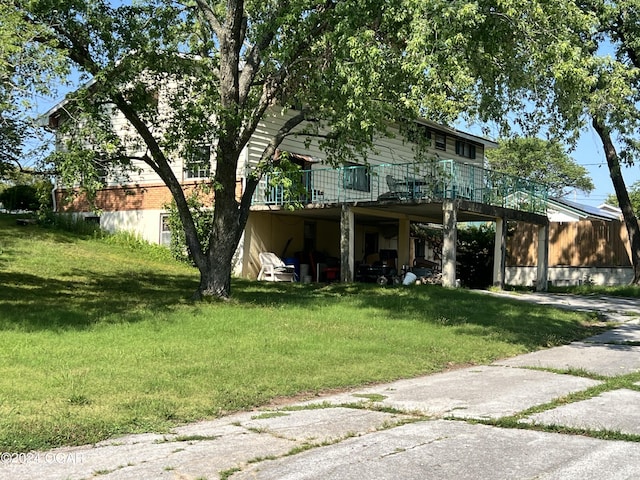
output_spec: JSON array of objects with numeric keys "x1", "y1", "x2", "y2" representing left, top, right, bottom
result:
[
  {"x1": 523, "y1": 389, "x2": 640, "y2": 436},
  {"x1": 494, "y1": 342, "x2": 640, "y2": 376},
  {"x1": 586, "y1": 323, "x2": 640, "y2": 344},
  {"x1": 0, "y1": 408, "x2": 411, "y2": 480},
  {"x1": 231, "y1": 420, "x2": 640, "y2": 480},
  {"x1": 300, "y1": 365, "x2": 601, "y2": 419},
  {"x1": 0, "y1": 424, "x2": 296, "y2": 480},
  {"x1": 240, "y1": 407, "x2": 412, "y2": 443},
  {"x1": 479, "y1": 291, "x2": 640, "y2": 322}
]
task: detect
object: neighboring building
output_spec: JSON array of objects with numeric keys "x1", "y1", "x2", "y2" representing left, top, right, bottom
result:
[
  {"x1": 43, "y1": 101, "x2": 551, "y2": 288},
  {"x1": 506, "y1": 197, "x2": 633, "y2": 286}
]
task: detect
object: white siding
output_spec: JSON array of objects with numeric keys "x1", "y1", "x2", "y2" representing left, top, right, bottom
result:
[{"x1": 246, "y1": 108, "x2": 486, "y2": 171}]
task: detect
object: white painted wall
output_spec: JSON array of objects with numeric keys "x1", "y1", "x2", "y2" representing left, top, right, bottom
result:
[
  {"x1": 99, "y1": 209, "x2": 166, "y2": 244},
  {"x1": 506, "y1": 266, "x2": 634, "y2": 287}
]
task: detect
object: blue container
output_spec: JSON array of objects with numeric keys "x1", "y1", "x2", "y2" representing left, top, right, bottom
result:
[{"x1": 284, "y1": 257, "x2": 300, "y2": 281}]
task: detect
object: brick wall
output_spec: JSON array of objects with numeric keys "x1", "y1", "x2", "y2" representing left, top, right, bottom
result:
[{"x1": 56, "y1": 180, "x2": 243, "y2": 213}]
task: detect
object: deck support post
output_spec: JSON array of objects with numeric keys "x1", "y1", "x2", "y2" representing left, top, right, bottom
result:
[
  {"x1": 442, "y1": 200, "x2": 458, "y2": 288},
  {"x1": 493, "y1": 217, "x2": 506, "y2": 288},
  {"x1": 398, "y1": 217, "x2": 411, "y2": 273},
  {"x1": 536, "y1": 223, "x2": 549, "y2": 291},
  {"x1": 340, "y1": 204, "x2": 355, "y2": 282}
]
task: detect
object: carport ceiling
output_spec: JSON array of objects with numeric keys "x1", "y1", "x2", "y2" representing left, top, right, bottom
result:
[{"x1": 251, "y1": 200, "x2": 513, "y2": 225}]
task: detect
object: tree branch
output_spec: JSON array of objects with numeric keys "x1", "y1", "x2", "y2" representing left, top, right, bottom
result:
[{"x1": 193, "y1": 0, "x2": 224, "y2": 39}]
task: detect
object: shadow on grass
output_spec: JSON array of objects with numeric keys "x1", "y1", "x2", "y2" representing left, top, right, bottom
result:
[
  {"x1": 234, "y1": 279, "x2": 610, "y2": 351},
  {"x1": 0, "y1": 270, "x2": 198, "y2": 332},
  {"x1": 0, "y1": 217, "x2": 91, "y2": 244}
]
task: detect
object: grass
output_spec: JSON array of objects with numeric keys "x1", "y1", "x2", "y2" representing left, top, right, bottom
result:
[
  {"x1": 473, "y1": 369, "x2": 640, "y2": 442},
  {"x1": 549, "y1": 284, "x2": 640, "y2": 298},
  {"x1": 0, "y1": 213, "x2": 612, "y2": 452}
]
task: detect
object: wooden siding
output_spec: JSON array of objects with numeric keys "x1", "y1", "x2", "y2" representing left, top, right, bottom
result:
[{"x1": 507, "y1": 220, "x2": 632, "y2": 267}]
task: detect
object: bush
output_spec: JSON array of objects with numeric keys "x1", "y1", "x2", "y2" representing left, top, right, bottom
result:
[
  {"x1": 0, "y1": 180, "x2": 53, "y2": 213},
  {"x1": 0, "y1": 184, "x2": 39, "y2": 211},
  {"x1": 456, "y1": 224, "x2": 495, "y2": 289},
  {"x1": 165, "y1": 189, "x2": 213, "y2": 264}
]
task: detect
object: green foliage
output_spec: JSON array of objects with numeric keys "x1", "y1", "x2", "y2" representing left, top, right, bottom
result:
[
  {"x1": 486, "y1": 138, "x2": 594, "y2": 197},
  {"x1": 0, "y1": 184, "x2": 39, "y2": 211},
  {"x1": 43, "y1": 213, "x2": 103, "y2": 236},
  {"x1": 456, "y1": 224, "x2": 496, "y2": 289},
  {"x1": 412, "y1": 222, "x2": 496, "y2": 288},
  {"x1": 0, "y1": 2, "x2": 67, "y2": 176},
  {"x1": 266, "y1": 152, "x2": 310, "y2": 210},
  {"x1": 606, "y1": 180, "x2": 640, "y2": 218},
  {"x1": 102, "y1": 231, "x2": 175, "y2": 263},
  {"x1": 165, "y1": 189, "x2": 213, "y2": 264},
  {"x1": 550, "y1": 283, "x2": 640, "y2": 298},
  {"x1": 0, "y1": 214, "x2": 606, "y2": 451}
]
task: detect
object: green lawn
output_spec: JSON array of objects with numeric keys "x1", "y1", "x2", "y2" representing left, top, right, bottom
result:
[{"x1": 0, "y1": 214, "x2": 607, "y2": 452}]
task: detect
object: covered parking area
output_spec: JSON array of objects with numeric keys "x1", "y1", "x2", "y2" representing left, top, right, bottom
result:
[{"x1": 247, "y1": 197, "x2": 549, "y2": 290}]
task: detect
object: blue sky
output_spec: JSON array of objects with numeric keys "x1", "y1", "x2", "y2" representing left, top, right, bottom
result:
[{"x1": 570, "y1": 125, "x2": 640, "y2": 207}]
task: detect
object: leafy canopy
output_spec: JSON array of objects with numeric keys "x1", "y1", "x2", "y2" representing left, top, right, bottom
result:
[
  {"x1": 0, "y1": 2, "x2": 67, "y2": 178},
  {"x1": 486, "y1": 137, "x2": 595, "y2": 197},
  {"x1": 606, "y1": 181, "x2": 640, "y2": 217}
]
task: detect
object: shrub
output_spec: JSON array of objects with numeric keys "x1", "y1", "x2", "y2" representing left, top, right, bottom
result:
[
  {"x1": 165, "y1": 188, "x2": 213, "y2": 264},
  {"x1": 0, "y1": 184, "x2": 39, "y2": 211},
  {"x1": 457, "y1": 224, "x2": 495, "y2": 288}
]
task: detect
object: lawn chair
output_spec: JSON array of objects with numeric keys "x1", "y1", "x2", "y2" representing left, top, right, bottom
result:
[
  {"x1": 257, "y1": 252, "x2": 297, "y2": 282},
  {"x1": 377, "y1": 174, "x2": 411, "y2": 200}
]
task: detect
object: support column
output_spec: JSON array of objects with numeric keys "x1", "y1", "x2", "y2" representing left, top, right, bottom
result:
[
  {"x1": 340, "y1": 204, "x2": 355, "y2": 282},
  {"x1": 536, "y1": 223, "x2": 549, "y2": 291},
  {"x1": 398, "y1": 217, "x2": 411, "y2": 273},
  {"x1": 442, "y1": 200, "x2": 458, "y2": 288},
  {"x1": 493, "y1": 217, "x2": 506, "y2": 289}
]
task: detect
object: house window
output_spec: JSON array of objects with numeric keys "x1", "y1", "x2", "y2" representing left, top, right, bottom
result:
[
  {"x1": 185, "y1": 145, "x2": 211, "y2": 179},
  {"x1": 455, "y1": 140, "x2": 476, "y2": 159},
  {"x1": 434, "y1": 133, "x2": 446, "y2": 151},
  {"x1": 343, "y1": 163, "x2": 370, "y2": 192},
  {"x1": 160, "y1": 214, "x2": 171, "y2": 247}
]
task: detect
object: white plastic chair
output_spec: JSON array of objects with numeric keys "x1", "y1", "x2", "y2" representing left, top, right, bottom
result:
[{"x1": 257, "y1": 252, "x2": 296, "y2": 282}]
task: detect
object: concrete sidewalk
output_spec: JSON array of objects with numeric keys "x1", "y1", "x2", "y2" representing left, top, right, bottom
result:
[{"x1": 3, "y1": 293, "x2": 640, "y2": 480}]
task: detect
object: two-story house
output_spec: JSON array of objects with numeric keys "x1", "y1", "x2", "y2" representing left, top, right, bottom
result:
[{"x1": 44, "y1": 103, "x2": 551, "y2": 289}]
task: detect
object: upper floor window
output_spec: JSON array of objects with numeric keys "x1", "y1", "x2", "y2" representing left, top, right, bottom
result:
[
  {"x1": 420, "y1": 129, "x2": 446, "y2": 151},
  {"x1": 455, "y1": 140, "x2": 476, "y2": 159},
  {"x1": 185, "y1": 145, "x2": 211, "y2": 179},
  {"x1": 343, "y1": 163, "x2": 370, "y2": 192}
]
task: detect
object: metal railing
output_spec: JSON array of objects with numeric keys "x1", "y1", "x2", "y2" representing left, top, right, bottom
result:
[{"x1": 252, "y1": 159, "x2": 548, "y2": 215}]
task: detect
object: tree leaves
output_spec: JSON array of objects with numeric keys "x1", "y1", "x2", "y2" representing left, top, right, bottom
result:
[{"x1": 486, "y1": 137, "x2": 595, "y2": 197}]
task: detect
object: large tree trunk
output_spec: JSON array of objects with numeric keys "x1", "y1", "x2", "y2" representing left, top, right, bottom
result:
[
  {"x1": 192, "y1": 144, "x2": 255, "y2": 300},
  {"x1": 592, "y1": 116, "x2": 640, "y2": 284}
]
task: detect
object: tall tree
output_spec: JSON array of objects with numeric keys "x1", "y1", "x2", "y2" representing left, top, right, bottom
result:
[
  {"x1": 581, "y1": 1, "x2": 640, "y2": 284},
  {"x1": 452, "y1": 0, "x2": 640, "y2": 284},
  {"x1": 0, "y1": 2, "x2": 65, "y2": 178},
  {"x1": 19, "y1": 0, "x2": 607, "y2": 298},
  {"x1": 486, "y1": 137, "x2": 594, "y2": 197}
]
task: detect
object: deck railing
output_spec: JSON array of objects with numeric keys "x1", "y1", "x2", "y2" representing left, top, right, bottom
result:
[{"x1": 252, "y1": 159, "x2": 548, "y2": 215}]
